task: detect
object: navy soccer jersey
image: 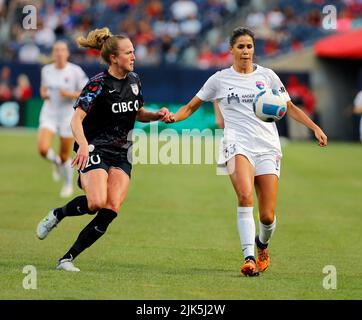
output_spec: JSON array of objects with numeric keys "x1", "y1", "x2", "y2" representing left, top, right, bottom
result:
[{"x1": 73, "y1": 70, "x2": 144, "y2": 158}]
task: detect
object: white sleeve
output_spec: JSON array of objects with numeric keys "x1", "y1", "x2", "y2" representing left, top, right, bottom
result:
[
  {"x1": 353, "y1": 91, "x2": 362, "y2": 107},
  {"x1": 75, "y1": 66, "x2": 89, "y2": 91},
  {"x1": 196, "y1": 72, "x2": 219, "y2": 102},
  {"x1": 267, "y1": 69, "x2": 291, "y2": 102}
]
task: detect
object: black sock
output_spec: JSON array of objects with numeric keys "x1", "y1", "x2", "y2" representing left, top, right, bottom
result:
[
  {"x1": 54, "y1": 196, "x2": 95, "y2": 222},
  {"x1": 245, "y1": 255, "x2": 256, "y2": 262},
  {"x1": 255, "y1": 235, "x2": 268, "y2": 250},
  {"x1": 60, "y1": 208, "x2": 117, "y2": 261}
]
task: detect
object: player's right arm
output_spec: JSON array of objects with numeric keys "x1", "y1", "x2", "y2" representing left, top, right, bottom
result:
[
  {"x1": 167, "y1": 72, "x2": 219, "y2": 123},
  {"x1": 170, "y1": 96, "x2": 204, "y2": 122},
  {"x1": 170, "y1": 71, "x2": 220, "y2": 122},
  {"x1": 70, "y1": 76, "x2": 103, "y2": 170},
  {"x1": 70, "y1": 107, "x2": 89, "y2": 171},
  {"x1": 39, "y1": 66, "x2": 49, "y2": 100},
  {"x1": 70, "y1": 78, "x2": 103, "y2": 170}
]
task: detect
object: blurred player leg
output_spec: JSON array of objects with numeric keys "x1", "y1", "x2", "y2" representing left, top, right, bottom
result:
[
  {"x1": 51, "y1": 154, "x2": 62, "y2": 182},
  {"x1": 59, "y1": 136, "x2": 74, "y2": 198},
  {"x1": 37, "y1": 127, "x2": 61, "y2": 181}
]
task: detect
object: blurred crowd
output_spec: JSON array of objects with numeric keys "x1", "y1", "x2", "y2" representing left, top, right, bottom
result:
[
  {"x1": 0, "y1": 0, "x2": 361, "y2": 69},
  {"x1": 198, "y1": 0, "x2": 362, "y2": 68},
  {"x1": 0, "y1": 65, "x2": 32, "y2": 102},
  {"x1": 0, "y1": 0, "x2": 241, "y2": 67},
  {"x1": 245, "y1": 0, "x2": 362, "y2": 57}
]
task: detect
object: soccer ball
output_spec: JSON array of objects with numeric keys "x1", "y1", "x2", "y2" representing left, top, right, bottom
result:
[{"x1": 253, "y1": 88, "x2": 287, "y2": 122}]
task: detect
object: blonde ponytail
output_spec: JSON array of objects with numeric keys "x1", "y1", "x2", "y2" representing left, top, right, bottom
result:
[
  {"x1": 76, "y1": 27, "x2": 112, "y2": 51},
  {"x1": 76, "y1": 27, "x2": 128, "y2": 65}
]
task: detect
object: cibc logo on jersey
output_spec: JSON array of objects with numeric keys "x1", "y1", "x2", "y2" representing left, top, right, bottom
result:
[{"x1": 112, "y1": 100, "x2": 140, "y2": 113}]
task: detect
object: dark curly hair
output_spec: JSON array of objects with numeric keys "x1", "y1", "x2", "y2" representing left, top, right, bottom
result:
[{"x1": 229, "y1": 27, "x2": 255, "y2": 47}]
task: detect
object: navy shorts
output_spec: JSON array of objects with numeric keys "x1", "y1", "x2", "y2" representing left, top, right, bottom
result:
[{"x1": 77, "y1": 151, "x2": 132, "y2": 189}]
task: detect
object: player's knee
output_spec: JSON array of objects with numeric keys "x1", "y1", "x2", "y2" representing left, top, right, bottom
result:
[
  {"x1": 59, "y1": 153, "x2": 68, "y2": 163},
  {"x1": 105, "y1": 202, "x2": 121, "y2": 213},
  {"x1": 237, "y1": 191, "x2": 254, "y2": 207},
  {"x1": 87, "y1": 198, "x2": 107, "y2": 212},
  {"x1": 38, "y1": 145, "x2": 49, "y2": 158},
  {"x1": 105, "y1": 193, "x2": 127, "y2": 213},
  {"x1": 259, "y1": 209, "x2": 275, "y2": 225}
]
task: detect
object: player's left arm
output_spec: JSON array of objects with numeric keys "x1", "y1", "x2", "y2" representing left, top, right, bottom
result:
[
  {"x1": 287, "y1": 100, "x2": 328, "y2": 147},
  {"x1": 136, "y1": 107, "x2": 170, "y2": 122},
  {"x1": 60, "y1": 67, "x2": 88, "y2": 100}
]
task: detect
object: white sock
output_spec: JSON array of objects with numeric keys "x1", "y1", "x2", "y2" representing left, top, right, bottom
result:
[
  {"x1": 62, "y1": 159, "x2": 73, "y2": 186},
  {"x1": 259, "y1": 217, "x2": 276, "y2": 245},
  {"x1": 46, "y1": 148, "x2": 61, "y2": 165},
  {"x1": 237, "y1": 207, "x2": 255, "y2": 259}
]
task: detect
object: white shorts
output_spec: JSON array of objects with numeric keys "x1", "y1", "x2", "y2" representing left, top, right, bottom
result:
[
  {"x1": 39, "y1": 106, "x2": 73, "y2": 137},
  {"x1": 218, "y1": 138, "x2": 282, "y2": 178}
]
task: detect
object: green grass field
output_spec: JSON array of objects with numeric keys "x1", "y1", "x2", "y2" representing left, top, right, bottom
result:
[{"x1": 1, "y1": 129, "x2": 362, "y2": 300}]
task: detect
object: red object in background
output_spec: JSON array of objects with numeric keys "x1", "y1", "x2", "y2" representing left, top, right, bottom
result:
[
  {"x1": 0, "y1": 85, "x2": 12, "y2": 101},
  {"x1": 216, "y1": 51, "x2": 232, "y2": 67},
  {"x1": 16, "y1": 86, "x2": 32, "y2": 102},
  {"x1": 135, "y1": 31, "x2": 155, "y2": 45},
  {"x1": 86, "y1": 48, "x2": 100, "y2": 57},
  {"x1": 197, "y1": 51, "x2": 214, "y2": 68},
  {"x1": 291, "y1": 38, "x2": 303, "y2": 51},
  {"x1": 264, "y1": 39, "x2": 279, "y2": 55},
  {"x1": 146, "y1": 0, "x2": 163, "y2": 17},
  {"x1": 197, "y1": 44, "x2": 219, "y2": 68},
  {"x1": 314, "y1": 27, "x2": 362, "y2": 59},
  {"x1": 286, "y1": 75, "x2": 315, "y2": 115},
  {"x1": 337, "y1": 18, "x2": 352, "y2": 32}
]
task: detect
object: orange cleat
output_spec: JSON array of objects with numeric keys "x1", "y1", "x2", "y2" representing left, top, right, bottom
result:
[
  {"x1": 241, "y1": 259, "x2": 260, "y2": 277},
  {"x1": 256, "y1": 245, "x2": 270, "y2": 272}
]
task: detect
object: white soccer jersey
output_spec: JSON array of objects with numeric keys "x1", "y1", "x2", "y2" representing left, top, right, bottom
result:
[
  {"x1": 39, "y1": 62, "x2": 88, "y2": 136},
  {"x1": 354, "y1": 90, "x2": 362, "y2": 108},
  {"x1": 196, "y1": 64, "x2": 290, "y2": 155},
  {"x1": 41, "y1": 62, "x2": 88, "y2": 112},
  {"x1": 354, "y1": 90, "x2": 362, "y2": 141}
]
